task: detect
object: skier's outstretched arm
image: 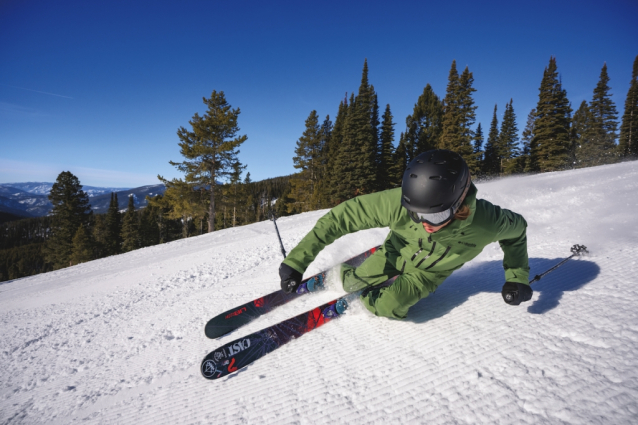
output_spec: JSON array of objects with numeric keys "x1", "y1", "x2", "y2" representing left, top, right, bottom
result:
[
  {"x1": 490, "y1": 205, "x2": 532, "y2": 305},
  {"x1": 282, "y1": 189, "x2": 401, "y2": 280}
]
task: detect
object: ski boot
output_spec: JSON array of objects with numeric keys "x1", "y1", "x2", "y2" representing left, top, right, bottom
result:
[{"x1": 322, "y1": 298, "x2": 348, "y2": 318}]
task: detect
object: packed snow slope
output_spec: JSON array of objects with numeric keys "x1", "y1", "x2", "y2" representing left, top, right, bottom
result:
[{"x1": 2, "y1": 161, "x2": 638, "y2": 424}]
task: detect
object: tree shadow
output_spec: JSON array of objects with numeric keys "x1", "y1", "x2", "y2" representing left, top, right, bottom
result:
[{"x1": 407, "y1": 257, "x2": 600, "y2": 323}]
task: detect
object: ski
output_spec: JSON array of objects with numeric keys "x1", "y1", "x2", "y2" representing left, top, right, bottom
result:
[
  {"x1": 201, "y1": 294, "x2": 353, "y2": 380},
  {"x1": 204, "y1": 246, "x2": 380, "y2": 339}
]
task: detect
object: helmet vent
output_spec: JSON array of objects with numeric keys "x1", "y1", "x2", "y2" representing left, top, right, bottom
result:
[
  {"x1": 434, "y1": 161, "x2": 446, "y2": 165},
  {"x1": 403, "y1": 195, "x2": 411, "y2": 204},
  {"x1": 429, "y1": 176, "x2": 443, "y2": 180},
  {"x1": 449, "y1": 170, "x2": 458, "y2": 175},
  {"x1": 416, "y1": 159, "x2": 424, "y2": 164},
  {"x1": 431, "y1": 203, "x2": 444, "y2": 209},
  {"x1": 410, "y1": 174, "x2": 418, "y2": 178}
]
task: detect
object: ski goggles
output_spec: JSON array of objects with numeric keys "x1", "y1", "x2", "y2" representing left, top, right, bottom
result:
[{"x1": 407, "y1": 208, "x2": 454, "y2": 226}]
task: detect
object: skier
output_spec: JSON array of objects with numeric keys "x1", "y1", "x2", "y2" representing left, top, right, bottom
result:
[{"x1": 279, "y1": 149, "x2": 532, "y2": 320}]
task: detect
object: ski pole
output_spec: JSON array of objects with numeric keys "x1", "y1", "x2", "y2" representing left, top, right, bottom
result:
[
  {"x1": 504, "y1": 244, "x2": 588, "y2": 304},
  {"x1": 268, "y1": 210, "x2": 287, "y2": 258},
  {"x1": 528, "y1": 244, "x2": 588, "y2": 284}
]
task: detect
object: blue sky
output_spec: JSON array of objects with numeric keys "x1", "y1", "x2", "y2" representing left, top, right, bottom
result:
[{"x1": 1, "y1": 0, "x2": 636, "y2": 187}]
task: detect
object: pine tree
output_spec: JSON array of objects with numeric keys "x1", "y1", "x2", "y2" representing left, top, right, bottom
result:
[
  {"x1": 242, "y1": 173, "x2": 255, "y2": 223},
  {"x1": 439, "y1": 60, "x2": 461, "y2": 152},
  {"x1": 500, "y1": 99, "x2": 520, "y2": 174},
  {"x1": 153, "y1": 180, "x2": 207, "y2": 238},
  {"x1": 352, "y1": 59, "x2": 377, "y2": 195},
  {"x1": 572, "y1": 100, "x2": 598, "y2": 167},
  {"x1": 92, "y1": 214, "x2": 108, "y2": 258},
  {"x1": 439, "y1": 62, "x2": 478, "y2": 171},
  {"x1": 404, "y1": 84, "x2": 443, "y2": 159},
  {"x1": 139, "y1": 206, "x2": 160, "y2": 247},
  {"x1": 289, "y1": 110, "x2": 323, "y2": 213},
  {"x1": 43, "y1": 171, "x2": 92, "y2": 269},
  {"x1": 144, "y1": 194, "x2": 176, "y2": 244},
  {"x1": 325, "y1": 61, "x2": 382, "y2": 203},
  {"x1": 521, "y1": 109, "x2": 536, "y2": 172},
  {"x1": 529, "y1": 57, "x2": 573, "y2": 172},
  {"x1": 473, "y1": 123, "x2": 484, "y2": 170},
  {"x1": 377, "y1": 104, "x2": 395, "y2": 190},
  {"x1": 589, "y1": 63, "x2": 619, "y2": 164},
  {"x1": 389, "y1": 132, "x2": 409, "y2": 187},
  {"x1": 331, "y1": 93, "x2": 359, "y2": 203},
  {"x1": 325, "y1": 97, "x2": 348, "y2": 205},
  {"x1": 333, "y1": 94, "x2": 363, "y2": 203},
  {"x1": 458, "y1": 66, "x2": 479, "y2": 172},
  {"x1": 312, "y1": 115, "x2": 333, "y2": 209},
  {"x1": 71, "y1": 225, "x2": 93, "y2": 265},
  {"x1": 500, "y1": 100, "x2": 520, "y2": 158},
  {"x1": 105, "y1": 193, "x2": 122, "y2": 255},
  {"x1": 371, "y1": 92, "x2": 381, "y2": 191},
  {"x1": 227, "y1": 160, "x2": 246, "y2": 227},
  {"x1": 170, "y1": 90, "x2": 247, "y2": 232},
  {"x1": 482, "y1": 105, "x2": 500, "y2": 175},
  {"x1": 121, "y1": 195, "x2": 140, "y2": 252},
  {"x1": 619, "y1": 55, "x2": 638, "y2": 158}
]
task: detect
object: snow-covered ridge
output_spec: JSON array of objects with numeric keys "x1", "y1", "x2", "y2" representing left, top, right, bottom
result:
[
  {"x1": 0, "y1": 182, "x2": 131, "y2": 197},
  {"x1": 0, "y1": 183, "x2": 165, "y2": 217},
  {"x1": 1, "y1": 161, "x2": 637, "y2": 424}
]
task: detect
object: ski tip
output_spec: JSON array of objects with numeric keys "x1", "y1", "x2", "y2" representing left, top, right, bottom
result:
[
  {"x1": 205, "y1": 329, "x2": 231, "y2": 339},
  {"x1": 205, "y1": 322, "x2": 236, "y2": 339},
  {"x1": 205, "y1": 311, "x2": 258, "y2": 339}
]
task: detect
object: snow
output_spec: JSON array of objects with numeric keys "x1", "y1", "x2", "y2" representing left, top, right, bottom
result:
[
  {"x1": 0, "y1": 183, "x2": 132, "y2": 198},
  {"x1": 2, "y1": 161, "x2": 638, "y2": 424},
  {"x1": 17, "y1": 198, "x2": 39, "y2": 206}
]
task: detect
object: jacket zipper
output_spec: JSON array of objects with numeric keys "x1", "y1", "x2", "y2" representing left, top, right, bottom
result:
[
  {"x1": 410, "y1": 238, "x2": 425, "y2": 261},
  {"x1": 415, "y1": 241, "x2": 436, "y2": 268},
  {"x1": 425, "y1": 245, "x2": 451, "y2": 270}
]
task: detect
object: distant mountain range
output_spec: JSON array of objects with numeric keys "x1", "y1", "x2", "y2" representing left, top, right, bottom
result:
[{"x1": 0, "y1": 182, "x2": 166, "y2": 218}]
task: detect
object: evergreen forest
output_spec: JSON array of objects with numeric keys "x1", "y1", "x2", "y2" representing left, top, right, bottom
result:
[{"x1": 2, "y1": 55, "x2": 637, "y2": 283}]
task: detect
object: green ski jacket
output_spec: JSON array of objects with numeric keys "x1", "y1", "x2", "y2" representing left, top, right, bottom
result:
[{"x1": 283, "y1": 183, "x2": 530, "y2": 285}]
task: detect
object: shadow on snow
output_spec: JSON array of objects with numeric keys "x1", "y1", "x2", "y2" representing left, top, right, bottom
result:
[{"x1": 408, "y1": 256, "x2": 600, "y2": 323}]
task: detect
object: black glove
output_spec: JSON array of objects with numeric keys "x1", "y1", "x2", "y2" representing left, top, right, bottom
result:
[
  {"x1": 279, "y1": 263, "x2": 303, "y2": 293},
  {"x1": 501, "y1": 282, "x2": 533, "y2": 306}
]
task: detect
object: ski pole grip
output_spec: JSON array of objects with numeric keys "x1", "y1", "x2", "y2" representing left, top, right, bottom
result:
[{"x1": 570, "y1": 244, "x2": 588, "y2": 256}]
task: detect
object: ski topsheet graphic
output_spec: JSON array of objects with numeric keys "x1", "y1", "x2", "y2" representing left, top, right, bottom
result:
[
  {"x1": 204, "y1": 246, "x2": 380, "y2": 339},
  {"x1": 201, "y1": 295, "x2": 352, "y2": 380}
]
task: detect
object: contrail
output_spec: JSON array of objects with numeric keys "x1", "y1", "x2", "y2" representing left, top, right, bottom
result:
[{"x1": 1, "y1": 83, "x2": 74, "y2": 99}]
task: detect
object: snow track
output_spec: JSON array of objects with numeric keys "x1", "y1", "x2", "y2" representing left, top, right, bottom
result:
[{"x1": 2, "y1": 161, "x2": 638, "y2": 424}]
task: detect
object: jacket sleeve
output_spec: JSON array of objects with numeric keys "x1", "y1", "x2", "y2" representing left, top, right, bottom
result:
[
  {"x1": 282, "y1": 188, "x2": 402, "y2": 273},
  {"x1": 492, "y1": 206, "x2": 530, "y2": 285}
]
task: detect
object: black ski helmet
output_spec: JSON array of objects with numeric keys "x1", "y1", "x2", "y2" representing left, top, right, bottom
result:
[{"x1": 401, "y1": 149, "x2": 471, "y2": 225}]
